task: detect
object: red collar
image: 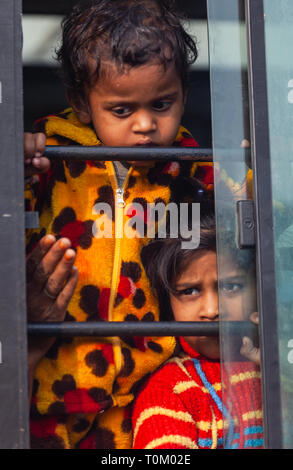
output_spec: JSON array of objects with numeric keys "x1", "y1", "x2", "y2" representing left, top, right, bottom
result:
[{"x1": 178, "y1": 337, "x2": 220, "y2": 364}]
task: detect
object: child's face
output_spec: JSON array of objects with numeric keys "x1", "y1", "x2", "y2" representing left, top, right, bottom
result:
[
  {"x1": 170, "y1": 250, "x2": 256, "y2": 359},
  {"x1": 76, "y1": 62, "x2": 185, "y2": 153}
]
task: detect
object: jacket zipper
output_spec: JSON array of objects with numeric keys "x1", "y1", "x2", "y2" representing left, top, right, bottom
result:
[
  {"x1": 107, "y1": 163, "x2": 131, "y2": 376},
  {"x1": 116, "y1": 188, "x2": 125, "y2": 209}
]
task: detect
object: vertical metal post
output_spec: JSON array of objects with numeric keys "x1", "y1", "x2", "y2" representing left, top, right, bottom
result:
[
  {"x1": 245, "y1": 0, "x2": 283, "y2": 448},
  {"x1": 0, "y1": 0, "x2": 30, "y2": 448}
]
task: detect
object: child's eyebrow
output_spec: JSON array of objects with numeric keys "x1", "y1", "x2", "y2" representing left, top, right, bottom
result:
[
  {"x1": 153, "y1": 91, "x2": 180, "y2": 100},
  {"x1": 174, "y1": 281, "x2": 202, "y2": 289},
  {"x1": 103, "y1": 100, "x2": 132, "y2": 105},
  {"x1": 103, "y1": 91, "x2": 180, "y2": 106},
  {"x1": 219, "y1": 274, "x2": 246, "y2": 282}
]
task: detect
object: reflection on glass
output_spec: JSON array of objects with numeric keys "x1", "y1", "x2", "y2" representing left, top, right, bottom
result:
[
  {"x1": 263, "y1": 0, "x2": 293, "y2": 449},
  {"x1": 207, "y1": 0, "x2": 263, "y2": 448}
]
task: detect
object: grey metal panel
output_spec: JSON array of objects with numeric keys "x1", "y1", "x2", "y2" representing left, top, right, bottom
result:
[
  {"x1": 0, "y1": 0, "x2": 13, "y2": 23},
  {"x1": 245, "y1": 0, "x2": 283, "y2": 449},
  {"x1": 0, "y1": 0, "x2": 30, "y2": 448}
]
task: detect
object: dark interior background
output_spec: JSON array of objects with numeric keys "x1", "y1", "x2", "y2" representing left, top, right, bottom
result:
[{"x1": 22, "y1": 0, "x2": 212, "y2": 147}]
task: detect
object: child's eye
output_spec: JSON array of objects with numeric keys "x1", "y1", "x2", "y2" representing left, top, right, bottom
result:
[
  {"x1": 112, "y1": 106, "x2": 131, "y2": 117},
  {"x1": 153, "y1": 101, "x2": 172, "y2": 111},
  {"x1": 177, "y1": 287, "x2": 200, "y2": 297},
  {"x1": 220, "y1": 282, "x2": 243, "y2": 294}
]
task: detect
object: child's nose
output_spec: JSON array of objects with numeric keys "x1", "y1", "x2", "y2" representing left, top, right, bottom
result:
[
  {"x1": 201, "y1": 291, "x2": 219, "y2": 321},
  {"x1": 132, "y1": 111, "x2": 157, "y2": 134}
]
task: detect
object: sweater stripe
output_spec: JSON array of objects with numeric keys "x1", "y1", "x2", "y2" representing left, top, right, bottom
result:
[
  {"x1": 244, "y1": 426, "x2": 263, "y2": 435},
  {"x1": 198, "y1": 437, "x2": 224, "y2": 447},
  {"x1": 230, "y1": 371, "x2": 261, "y2": 384},
  {"x1": 192, "y1": 359, "x2": 224, "y2": 412},
  {"x1": 173, "y1": 380, "x2": 222, "y2": 396},
  {"x1": 145, "y1": 435, "x2": 199, "y2": 449},
  {"x1": 244, "y1": 438, "x2": 264, "y2": 448},
  {"x1": 173, "y1": 380, "x2": 204, "y2": 394},
  {"x1": 242, "y1": 410, "x2": 262, "y2": 421},
  {"x1": 210, "y1": 408, "x2": 219, "y2": 449},
  {"x1": 133, "y1": 407, "x2": 194, "y2": 442}
]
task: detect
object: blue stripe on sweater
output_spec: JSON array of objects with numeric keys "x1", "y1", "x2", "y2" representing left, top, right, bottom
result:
[
  {"x1": 244, "y1": 426, "x2": 263, "y2": 436},
  {"x1": 244, "y1": 438, "x2": 264, "y2": 448},
  {"x1": 198, "y1": 437, "x2": 224, "y2": 448},
  {"x1": 192, "y1": 358, "x2": 235, "y2": 449}
]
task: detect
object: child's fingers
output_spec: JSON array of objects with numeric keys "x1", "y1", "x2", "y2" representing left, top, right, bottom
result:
[
  {"x1": 33, "y1": 132, "x2": 47, "y2": 157},
  {"x1": 24, "y1": 132, "x2": 35, "y2": 159},
  {"x1": 55, "y1": 266, "x2": 79, "y2": 314},
  {"x1": 43, "y1": 249, "x2": 76, "y2": 300},
  {"x1": 24, "y1": 132, "x2": 50, "y2": 177},
  {"x1": 26, "y1": 234, "x2": 56, "y2": 280},
  {"x1": 30, "y1": 267, "x2": 78, "y2": 330},
  {"x1": 240, "y1": 336, "x2": 260, "y2": 365},
  {"x1": 31, "y1": 156, "x2": 51, "y2": 174},
  {"x1": 249, "y1": 311, "x2": 259, "y2": 325},
  {"x1": 25, "y1": 155, "x2": 51, "y2": 178},
  {"x1": 32, "y1": 238, "x2": 72, "y2": 293},
  {"x1": 241, "y1": 139, "x2": 250, "y2": 148},
  {"x1": 32, "y1": 133, "x2": 49, "y2": 172},
  {"x1": 24, "y1": 132, "x2": 46, "y2": 158}
]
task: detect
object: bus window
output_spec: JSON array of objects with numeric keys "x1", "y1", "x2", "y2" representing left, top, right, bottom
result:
[
  {"x1": 208, "y1": 0, "x2": 264, "y2": 449},
  {"x1": 0, "y1": 0, "x2": 284, "y2": 449}
]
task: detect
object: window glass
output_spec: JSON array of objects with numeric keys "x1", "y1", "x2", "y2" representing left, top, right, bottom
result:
[
  {"x1": 263, "y1": 0, "x2": 293, "y2": 449},
  {"x1": 207, "y1": 0, "x2": 264, "y2": 448}
]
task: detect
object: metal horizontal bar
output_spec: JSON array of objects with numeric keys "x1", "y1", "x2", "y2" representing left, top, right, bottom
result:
[
  {"x1": 44, "y1": 146, "x2": 251, "y2": 162},
  {"x1": 45, "y1": 146, "x2": 213, "y2": 161},
  {"x1": 27, "y1": 321, "x2": 257, "y2": 337}
]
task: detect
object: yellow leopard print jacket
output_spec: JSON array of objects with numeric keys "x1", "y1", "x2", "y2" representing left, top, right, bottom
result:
[{"x1": 26, "y1": 108, "x2": 214, "y2": 449}]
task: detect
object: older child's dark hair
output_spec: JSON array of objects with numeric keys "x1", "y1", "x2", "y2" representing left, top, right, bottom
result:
[{"x1": 56, "y1": 0, "x2": 198, "y2": 105}]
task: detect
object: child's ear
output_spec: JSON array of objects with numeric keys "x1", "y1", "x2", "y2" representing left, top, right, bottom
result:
[{"x1": 67, "y1": 92, "x2": 92, "y2": 124}]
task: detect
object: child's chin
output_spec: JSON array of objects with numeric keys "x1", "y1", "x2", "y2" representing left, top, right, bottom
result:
[{"x1": 188, "y1": 337, "x2": 220, "y2": 360}]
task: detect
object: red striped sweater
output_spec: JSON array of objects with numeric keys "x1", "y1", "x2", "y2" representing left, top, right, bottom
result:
[{"x1": 132, "y1": 337, "x2": 263, "y2": 449}]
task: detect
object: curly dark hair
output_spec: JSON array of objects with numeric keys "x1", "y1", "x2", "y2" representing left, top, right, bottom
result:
[{"x1": 56, "y1": 0, "x2": 198, "y2": 105}]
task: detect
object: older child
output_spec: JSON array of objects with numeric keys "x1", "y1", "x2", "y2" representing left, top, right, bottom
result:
[
  {"x1": 24, "y1": 0, "x2": 214, "y2": 449},
  {"x1": 132, "y1": 209, "x2": 263, "y2": 449}
]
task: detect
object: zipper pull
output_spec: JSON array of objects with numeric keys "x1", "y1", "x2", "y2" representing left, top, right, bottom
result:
[{"x1": 116, "y1": 188, "x2": 125, "y2": 208}]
